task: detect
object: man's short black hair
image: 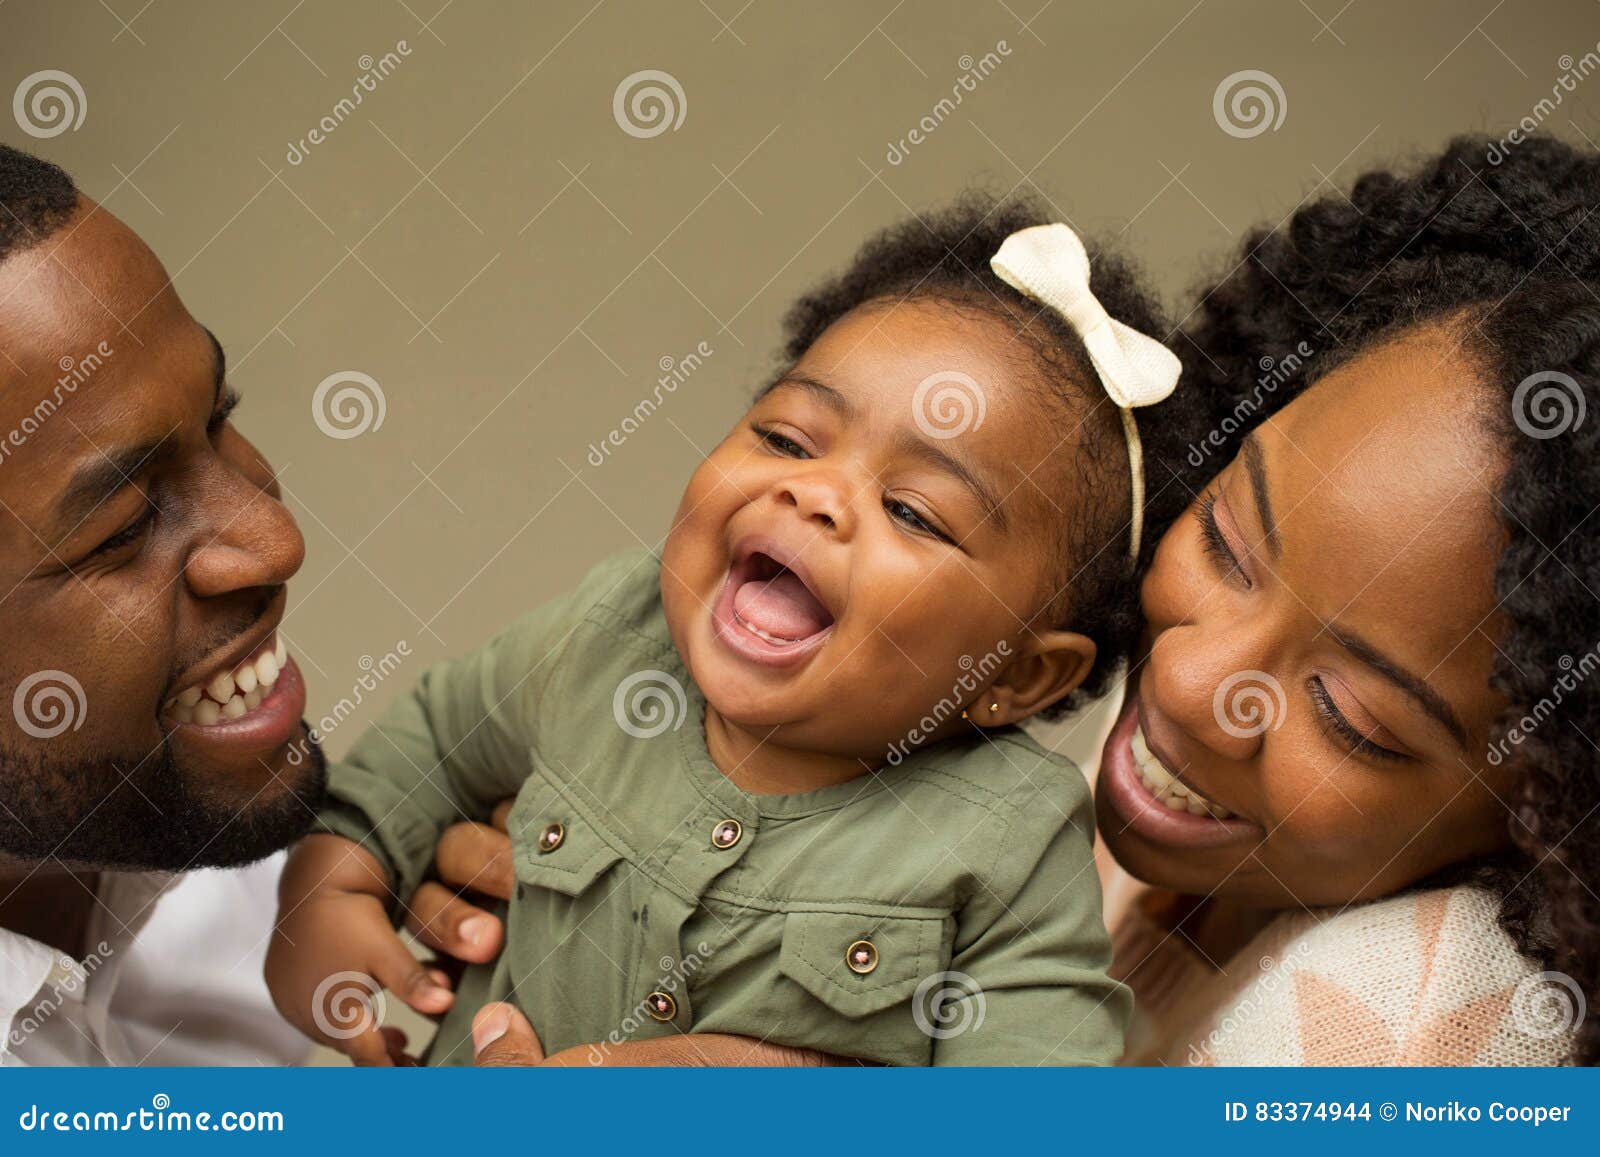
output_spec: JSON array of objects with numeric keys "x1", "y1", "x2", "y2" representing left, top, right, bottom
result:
[{"x1": 0, "y1": 143, "x2": 79, "y2": 262}]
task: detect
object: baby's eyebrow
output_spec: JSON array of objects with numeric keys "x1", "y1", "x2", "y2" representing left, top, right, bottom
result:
[
  {"x1": 892, "y1": 428, "x2": 1008, "y2": 533},
  {"x1": 765, "y1": 373, "x2": 854, "y2": 417}
]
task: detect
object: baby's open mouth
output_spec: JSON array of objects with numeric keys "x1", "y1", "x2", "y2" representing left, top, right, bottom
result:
[{"x1": 730, "y1": 551, "x2": 835, "y2": 645}]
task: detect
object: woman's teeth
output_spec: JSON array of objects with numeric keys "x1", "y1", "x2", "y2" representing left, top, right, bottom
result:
[
  {"x1": 167, "y1": 635, "x2": 287, "y2": 726},
  {"x1": 1131, "y1": 725, "x2": 1234, "y2": 820}
]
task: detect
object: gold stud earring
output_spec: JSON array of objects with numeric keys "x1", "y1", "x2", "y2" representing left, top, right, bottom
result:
[
  {"x1": 989, "y1": 702, "x2": 999, "y2": 713},
  {"x1": 960, "y1": 709, "x2": 970, "y2": 720}
]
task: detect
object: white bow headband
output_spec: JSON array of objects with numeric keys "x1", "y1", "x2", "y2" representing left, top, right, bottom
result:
[{"x1": 990, "y1": 223, "x2": 1180, "y2": 561}]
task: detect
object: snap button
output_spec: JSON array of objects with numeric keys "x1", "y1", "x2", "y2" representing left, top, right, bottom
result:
[
  {"x1": 711, "y1": 818, "x2": 742, "y2": 849},
  {"x1": 537, "y1": 822, "x2": 565, "y2": 853},
  {"x1": 846, "y1": 939, "x2": 878, "y2": 975},
  {"x1": 644, "y1": 991, "x2": 677, "y2": 1021}
]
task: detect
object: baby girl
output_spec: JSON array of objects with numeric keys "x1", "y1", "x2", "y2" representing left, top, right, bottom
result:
[{"x1": 266, "y1": 195, "x2": 1179, "y2": 1066}]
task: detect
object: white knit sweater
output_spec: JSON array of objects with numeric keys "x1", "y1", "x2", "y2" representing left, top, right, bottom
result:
[{"x1": 1102, "y1": 862, "x2": 1578, "y2": 1066}]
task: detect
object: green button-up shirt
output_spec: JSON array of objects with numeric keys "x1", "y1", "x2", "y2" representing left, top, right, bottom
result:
[{"x1": 315, "y1": 550, "x2": 1129, "y2": 1066}]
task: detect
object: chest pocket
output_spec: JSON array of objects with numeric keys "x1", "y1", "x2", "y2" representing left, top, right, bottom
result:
[
  {"x1": 777, "y1": 908, "x2": 955, "y2": 1065},
  {"x1": 507, "y1": 767, "x2": 626, "y2": 897}
]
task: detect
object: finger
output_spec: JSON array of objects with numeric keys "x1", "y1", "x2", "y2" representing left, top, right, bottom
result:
[
  {"x1": 434, "y1": 821, "x2": 515, "y2": 902},
  {"x1": 491, "y1": 799, "x2": 514, "y2": 832},
  {"x1": 342, "y1": 1025, "x2": 396, "y2": 1068},
  {"x1": 364, "y1": 935, "x2": 454, "y2": 1016},
  {"x1": 404, "y1": 881, "x2": 505, "y2": 963},
  {"x1": 380, "y1": 1026, "x2": 420, "y2": 1067},
  {"x1": 471, "y1": 1002, "x2": 545, "y2": 1067}
]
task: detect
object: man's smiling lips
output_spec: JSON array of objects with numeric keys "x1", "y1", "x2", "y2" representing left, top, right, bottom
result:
[
  {"x1": 161, "y1": 604, "x2": 306, "y2": 753},
  {"x1": 711, "y1": 536, "x2": 837, "y2": 668}
]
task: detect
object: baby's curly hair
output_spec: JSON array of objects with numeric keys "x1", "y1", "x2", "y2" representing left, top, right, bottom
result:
[
  {"x1": 779, "y1": 192, "x2": 1170, "y2": 716},
  {"x1": 1170, "y1": 135, "x2": 1600, "y2": 1064}
]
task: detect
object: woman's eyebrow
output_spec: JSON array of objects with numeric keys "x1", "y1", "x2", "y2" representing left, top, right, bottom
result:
[
  {"x1": 1329, "y1": 625, "x2": 1468, "y2": 749},
  {"x1": 1240, "y1": 433, "x2": 1281, "y2": 558}
]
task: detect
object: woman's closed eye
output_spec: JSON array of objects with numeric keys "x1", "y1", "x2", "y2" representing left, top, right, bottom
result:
[
  {"x1": 1308, "y1": 676, "x2": 1408, "y2": 762},
  {"x1": 1197, "y1": 491, "x2": 1248, "y2": 586}
]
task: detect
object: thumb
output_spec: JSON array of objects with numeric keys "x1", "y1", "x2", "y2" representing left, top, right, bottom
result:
[{"x1": 471, "y1": 1002, "x2": 546, "y2": 1067}]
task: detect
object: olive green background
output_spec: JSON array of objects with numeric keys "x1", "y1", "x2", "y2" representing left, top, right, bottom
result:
[
  {"x1": 5, "y1": 0, "x2": 1596, "y2": 768},
  {"x1": 2, "y1": 0, "x2": 1596, "y2": 1059}
]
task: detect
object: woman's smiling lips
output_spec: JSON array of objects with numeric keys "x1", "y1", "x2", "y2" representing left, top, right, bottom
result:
[{"x1": 1101, "y1": 687, "x2": 1263, "y2": 849}]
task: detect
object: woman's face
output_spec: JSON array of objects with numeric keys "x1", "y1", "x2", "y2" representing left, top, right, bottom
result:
[{"x1": 1099, "y1": 325, "x2": 1523, "y2": 908}]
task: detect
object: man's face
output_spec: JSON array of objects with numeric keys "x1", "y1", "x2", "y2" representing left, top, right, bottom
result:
[{"x1": 0, "y1": 197, "x2": 322, "y2": 872}]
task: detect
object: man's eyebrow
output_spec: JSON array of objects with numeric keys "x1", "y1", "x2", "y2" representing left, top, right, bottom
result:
[
  {"x1": 762, "y1": 372, "x2": 855, "y2": 418},
  {"x1": 1329, "y1": 625, "x2": 1468, "y2": 749},
  {"x1": 1240, "y1": 433, "x2": 1281, "y2": 559},
  {"x1": 892, "y1": 429, "x2": 1008, "y2": 532}
]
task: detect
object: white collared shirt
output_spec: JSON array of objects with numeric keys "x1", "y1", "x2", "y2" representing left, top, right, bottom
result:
[{"x1": 1, "y1": 853, "x2": 309, "y2": 1066}]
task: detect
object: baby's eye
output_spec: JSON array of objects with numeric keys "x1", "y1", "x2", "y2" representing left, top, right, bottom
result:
[
  {"x1": 753, "y1": 425, "x2": 809, "y2": 458},
  {"x1": 884, "y1": 497, "x2": 950, "y2": 543}
]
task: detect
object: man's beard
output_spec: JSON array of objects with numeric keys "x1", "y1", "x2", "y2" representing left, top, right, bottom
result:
[{"x1": 0, "y1": 724, "x2": 326, "y2": 872}]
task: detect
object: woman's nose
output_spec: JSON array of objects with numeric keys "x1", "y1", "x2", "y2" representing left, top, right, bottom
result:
[
  {"x1": 775, "y1": 468, "x2": 856, "y2": 539},
  {"x1": 1146, "y1": 618, "x2": 1280, "y2": 761},
  {"x1": 184, "y1": 480, "x2": 306, "y2": 599}
]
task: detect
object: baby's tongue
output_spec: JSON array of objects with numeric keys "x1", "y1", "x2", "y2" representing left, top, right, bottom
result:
[{"x1": 733, "y1": 569, "x2": 830, "y2": 640}]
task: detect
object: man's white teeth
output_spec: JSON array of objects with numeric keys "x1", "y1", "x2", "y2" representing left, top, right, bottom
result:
[
  {"x1": 1131, "y1": 725, "x2": 1234, "y2": 820},
  {"x1": 169, "y1": 635, "x2": 288, "y2": 726}
]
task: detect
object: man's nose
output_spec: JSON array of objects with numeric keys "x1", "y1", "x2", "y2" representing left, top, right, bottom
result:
[
  {"x1": 183, "y1": 479, "x2": 306, "y2": 599},
  {"x1": 1145, "y1": 615, "x2": 1282, "y2": 762},
  {"x1": 775, "y1": 467, "x2": 856, "y2": 540}
]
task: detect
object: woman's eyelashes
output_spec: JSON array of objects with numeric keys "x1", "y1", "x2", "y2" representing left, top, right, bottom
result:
[
  {"x1": 1197, "y1": 491, "x2": 1248, "y2": 586},
  {"x1": 1308, "y1": 676, "x2": 1407, "y2": 762}
]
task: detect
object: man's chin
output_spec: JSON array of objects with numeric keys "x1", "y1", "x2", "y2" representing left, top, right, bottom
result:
[{"x1": 0, "y1": 721, "x2": 329, "y2": 873}]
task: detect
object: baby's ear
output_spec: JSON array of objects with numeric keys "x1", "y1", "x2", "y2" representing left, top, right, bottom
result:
[{"x1": 981, "y1": 631, "x2": 1097, "y2": 726}]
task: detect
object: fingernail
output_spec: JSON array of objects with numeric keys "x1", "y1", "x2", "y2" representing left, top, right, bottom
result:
[
  {"x1": 473, "y1": 1005, "x2": 510, "y2": 1054},
  {"x1": 460, "y1": 914, "x2": 493, "y2": 946}
]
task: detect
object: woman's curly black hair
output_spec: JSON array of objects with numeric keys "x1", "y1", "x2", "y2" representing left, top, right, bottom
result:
[
  {"x1": 778, "y1": 192, "x2": 1169, "y2": 716},
  {"x1": 1168, "y1": 134, "x2": 1600, "y2": 1064}
]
